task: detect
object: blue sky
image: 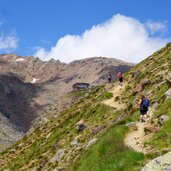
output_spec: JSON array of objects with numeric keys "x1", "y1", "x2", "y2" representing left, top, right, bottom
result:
[{"x1": 0, "y1": 0, "x2": 171, "y2": 63}]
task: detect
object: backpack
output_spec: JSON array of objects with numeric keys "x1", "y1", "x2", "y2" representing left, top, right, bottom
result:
[{"x1": 141, "y1": 98, "x2": 150, "y2": 110}]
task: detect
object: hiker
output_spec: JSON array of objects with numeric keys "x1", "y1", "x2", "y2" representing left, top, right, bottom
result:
[
  {"x1": 138, "y1": 95, "x2": 150, "y2": 123},
  {"x1": 108, "y1": 72, "x2": 112, "y2": 83},
  {"x1": 117, "y1": 72, "x2": 123, "y2": 84}
]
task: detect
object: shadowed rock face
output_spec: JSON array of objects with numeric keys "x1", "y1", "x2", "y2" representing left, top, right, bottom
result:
[{"x1": 0, "y1": 74, "x2": 38, "y2": 130}]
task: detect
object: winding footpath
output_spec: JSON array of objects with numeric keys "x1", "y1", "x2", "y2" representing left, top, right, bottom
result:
[
  {"x1": 124, "y1": 107, "x2": 154, "y2": 154},
  {"x1": 103, "y1": 82, "x2": 153, "y2": 154}
]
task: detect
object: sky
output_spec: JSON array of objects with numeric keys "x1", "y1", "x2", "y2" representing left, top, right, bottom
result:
[{"x1": 0, "y1": 0, "x2": 171, "y2": 63}]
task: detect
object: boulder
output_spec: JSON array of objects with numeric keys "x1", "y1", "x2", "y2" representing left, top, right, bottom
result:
[
  {"x1": 165, "y1": 88, "x2": 171, "y2": 99},
  {"x1": 135, "y1": 79, "x2": 151, "y2": 92},
  {"x1": 161, "y1": 148, "x2": 171, "y2": 155},
  {"x1": 157, "y1": 80, "x2": 167, "y2": 89},
  {"x1": 152, "y1": 102, "x2": 158, "y2": 109},
  {"x1": 126, "y1": 122, "x2": 136, "y2": 127},
  {"x1": 91, "y1": 83, "x2": 100, "y2": 88},
  {"x1": 141, "y1": 151, "x2": 171, "y2": 171},
  {"x1": 166, "y1": 79, "x2": 171, "y2": 88},
  {"x1": 131, "y1": 71, "x2": 139, "y2": 78},
  {"x1": 132, "y1": 90, "x2": 138, "y2": 96},
  {"x1": 46, "y1": 132, "x2": 52, "y2": 139},
  {"x1": 92, "y1": 126, "x2": 105, "y2": 135},
  {"x1": 40, "y1": 159, "x2": 48, "y2": 168},
  {"x1": 144, "y1": 125, "x2": 160, "y2": 133},
  {"x1": 75, "y1": 119, "x2": 87, "y2": 132},
  {"x1": 86, "y1": 138, "x2": 98, "y2": 148},
  {"x1": 167, "y1": 72, "x2": 171, "y2": 78},
  {"x1": 53, "y1": 166, "x2": 65, "y2": 171},
  {"x1": 132, "y1": 125, "x2": 138, "y2": 131},
  {"x1": 50, "y1": 149, "x2": 65, "y2": 163},
  {"x1": 151, "y1": 118, "x2": 159, "y2": 125},
  {"x1": 54, "y1": 139, "x2": 66, "y2": 148},
  {"x1": 160, "y1": 115, "x2": 170, "y2": 125},
  {"x1": 70, "y1": 139, "x2": 79, "y2": 146},
  {"x1": 75, "y1": 147, "x2": 82, "y2": 151},
  {"x1": 166, "y1": 72, "x2": 171, "y2": 88}
]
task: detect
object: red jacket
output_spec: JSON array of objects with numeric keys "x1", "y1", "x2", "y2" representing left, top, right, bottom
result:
[{"x1": 117, "y1": 72, "x2": 123, "y2": 78}]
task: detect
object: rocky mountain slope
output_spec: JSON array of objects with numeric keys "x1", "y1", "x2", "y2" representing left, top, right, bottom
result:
[
  {"x1": 0, "y1": 54, "x2": 132, "y2": 84},
  {"x1": 0, "y1": 55, "x2": 132, "y2": 151},
  {"x1": 0, "y1": 43, "x2": 170, "y2": 170},
  {"x1": 0, "y1": 113, "x2": 24, "y2": 152}
]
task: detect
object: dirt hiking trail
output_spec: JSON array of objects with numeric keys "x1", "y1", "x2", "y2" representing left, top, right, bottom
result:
[
  {"x1": 103, "y1": 82, "x2": 154, "y2": 154},
  {"x1": 124, "y1": 107, "x2": 154, "y2": 154},
  {"x1": 103, "y1": 83, "x2": 126, "y2": 109}
]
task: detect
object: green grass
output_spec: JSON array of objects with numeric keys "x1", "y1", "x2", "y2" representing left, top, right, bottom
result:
[
  {"x1": 67, "y1": 89, "x2": 89, "y2": 98},
  {"x1": 153, "y1": 83, "x2": 168, "y2": 102},
  {"x1": 70, "y1": 125, "x2": 145, "y2": 171},
  {"x1": 100, "y1": 92, "x2": 113, "y2": 100},
  {"x1": 0, "y1": 86, "x2": 118, "y2": 170},
  {"x1": 147, "y1": 99, "x2": 171, "y2": 149}
]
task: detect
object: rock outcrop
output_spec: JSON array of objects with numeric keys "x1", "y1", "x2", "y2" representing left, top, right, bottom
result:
[
  {"x1": 165, "y1": 88, "x2": 171, "y2": 99},
  {"x1": 141, "y1": 151, "x2": 171, "y2": 171}
]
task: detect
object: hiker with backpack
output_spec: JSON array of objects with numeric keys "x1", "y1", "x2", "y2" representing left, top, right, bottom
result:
[
  {"x1": 108, "y1": 72, "x2": 112, "y2": 83},
  {"x1": 138, "y1": 95, "x2": 150, "y2": 123},
  {"x1": 117, "y1": 72, "x2": 123, "y2": 84}
]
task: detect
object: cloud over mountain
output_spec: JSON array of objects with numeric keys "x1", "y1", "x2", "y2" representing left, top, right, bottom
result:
[
  {"x1": 0, "y1": 33, "x2": 18, "y2": 50},
  {"x1": 0, "y1": 21, "x2": 19, "y2": 52},
  {"x1": 34, "y1": 14, "x2": 169, "y2": 63}
]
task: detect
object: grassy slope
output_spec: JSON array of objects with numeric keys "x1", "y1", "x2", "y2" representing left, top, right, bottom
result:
[
  {"x1": 147, "y1": 99, "x2": 171, "y2": 149},
  {"x1": 70, "y1": 124, "x2": 144, "y2": 171},
  {"x1": 124, "y1": 43, "x2": 171, "y2": 151},
  {"x1": 0, "y1": 43, "x2": 171, "y2": 171},
  {"x1": 0, "y1": 87, "x2": 119, "y2": 171},
  {"x1": 69, "y1": 43, "x2": 171, "y2": 171}
]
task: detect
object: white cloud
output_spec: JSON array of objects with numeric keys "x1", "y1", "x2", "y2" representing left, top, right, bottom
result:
[
  {"x1": 0, "y1": 20, "x2": 19, "y2": 51},
  {"x1": 145, "y1": 21, "x2": 167, "y2": 34},
  {"x1": 33, "y1": 14, "x2": 169, "y2": 63},
  {"x1": 0, "y1": 32, "x2": 19, "y2": 51}
]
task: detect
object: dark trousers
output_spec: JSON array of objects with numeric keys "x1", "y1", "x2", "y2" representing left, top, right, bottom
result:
[{"x1": 108, "y1": 78, "x2": 111, "y2": 83}]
